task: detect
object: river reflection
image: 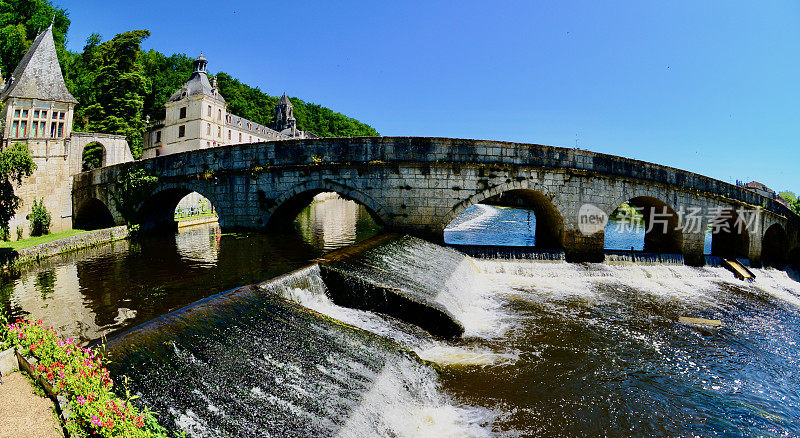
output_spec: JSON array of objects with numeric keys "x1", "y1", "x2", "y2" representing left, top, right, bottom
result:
[{"x1": 0, "y1": 194, "x2": 380, "y2": 344}]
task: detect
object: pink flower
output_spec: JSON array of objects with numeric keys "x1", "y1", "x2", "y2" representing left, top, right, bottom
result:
[
  {"x1": 77, "y1": 396, "x2": 86, "y2": 405},
  {"x1": 91, "y1": 415, "x2": 101, "y2": 426}
]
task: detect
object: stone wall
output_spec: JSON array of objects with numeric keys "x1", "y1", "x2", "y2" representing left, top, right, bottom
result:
[
  {"x1": 8, "y1": 132, "x2": 131, "y2": 239},
  {"x1": 12, "y1": 225, "x2": 128, "y2": 265}
]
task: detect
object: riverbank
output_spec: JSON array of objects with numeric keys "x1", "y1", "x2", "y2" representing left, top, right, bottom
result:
[
  {"x1": 1, "y1": 226, "x2": 129, "y2": 268},
  {"x1": 176, "y1": 214, "x2": 218, "y2": 228}
]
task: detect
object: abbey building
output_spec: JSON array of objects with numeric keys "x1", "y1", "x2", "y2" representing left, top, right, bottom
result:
[{"x1": 142, "y1": 54, "x2": 314, "y2": 159}]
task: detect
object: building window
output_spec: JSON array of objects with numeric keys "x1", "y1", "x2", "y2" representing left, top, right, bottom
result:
[
  {"x1": 180, "y1": 107, "x2": 187, "y2": 119},
  {"x1": 207, "y1": 105, "x2": 212, "y2": 117},
  {"x1": 217, "y1": 127, "x2": 221, "y2": 138},
  {"x1": 50, "y1": 122, "x2": 63, "y2": 138},
  {"x1": 218, "y1": 109, "x2": 222, "y2": 120},
  {"x1": 228, "y1": 130, "x2": 231, "y2": 140},
  {"x1": 249, "y1": 135, "x2": 252, "y2": 142},
  {"x1": 10, "y1": 108, "x2": 30, "y2": 137},
  {"x1": 238, "y1": 133, "x2": 242, "y2": 142},
  {"x1": 207, "y1": 141, "x2": 211, "y2": 147},
  {"x1": 178, "y1": 125, "x2": 186, "y2": 138},
  {"x1": 155, "y1": 131, "x2": 161, "y2": 143},
  {"x1": 32, "y1": 110, "x2": 48, "y2": 137},
  {"x1": 207, "y1": 123, "x2": 211, "y2": 135}
]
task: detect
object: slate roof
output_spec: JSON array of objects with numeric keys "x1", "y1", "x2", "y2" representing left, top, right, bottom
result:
[
  {"x1": 168, "y1": 71, "x2": 225, "y2": 104},
  {"x1": 278, "y1": 93, "x2": 292, "y2": 106},
  {"x1": 1, "y1": 24, "x2": 78, "y2": 104}
]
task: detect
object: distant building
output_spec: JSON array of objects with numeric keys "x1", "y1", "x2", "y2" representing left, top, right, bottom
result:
[
  {"x1": 0, "y1": 23, "x2": 132, "y2": 236},
  {"x1": 274, "y1": 93, "x2": 316, "y2": 140},
  {"x1": 143, "y1": 54, "x2": 313, "y2": 159},
  {"x1": 739, "y1": 181, "x2": 776, "y2": 199}
]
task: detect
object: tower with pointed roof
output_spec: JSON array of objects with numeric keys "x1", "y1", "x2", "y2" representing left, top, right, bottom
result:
[
  {"x1": 274, "y1": 93, "x2": 296, "y2": 134},
  {"x1": 0, "y1": 24, "x2": 133, "y2": 237},
  {"x1": 1, "y1": 23, "x2": 78, "y2": 146}
]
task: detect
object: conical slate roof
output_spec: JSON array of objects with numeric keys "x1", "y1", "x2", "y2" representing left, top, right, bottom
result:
[
  {"x1": 278, "y1": 93, "x2": 292, "y2": 105},
  {"x1": 1, "y1": 24, "x2": 78, "y2": 104}
]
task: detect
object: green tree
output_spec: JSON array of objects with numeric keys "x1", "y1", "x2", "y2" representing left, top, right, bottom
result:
[
  {"x1": 215, "y1": 72, "x2": 379, "y2": 137},
  {"x1": 779, "y1": 191, "x2": 800, "y2": 215},
  {"x1": 141, "y1": 51, "x2": 193, "y2": 121},
  {"x1": 0, "y1": 0, "x2": 70, "y2": 75},
  {"x1": 27, "y1": 197, "x2": 50, "y2": 236},
  {"x1": 68, "y1": 30, "x2": 152, "y2": 158},
  {"x1": 0, "y1": 142, "x2": 35, "y2": 234}
]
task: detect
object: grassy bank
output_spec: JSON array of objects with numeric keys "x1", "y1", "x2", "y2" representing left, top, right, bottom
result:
[
  {"x1": 0, "y1": 229, "x2": 90, "y2": 252},
  {"x1": 175, "y1": 212, "x2": 217, "y2": 222}
]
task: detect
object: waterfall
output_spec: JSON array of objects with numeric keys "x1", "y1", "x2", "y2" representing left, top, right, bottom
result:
[{"x1": 104, "y1": 265, "x2": 494, "y2": 437}]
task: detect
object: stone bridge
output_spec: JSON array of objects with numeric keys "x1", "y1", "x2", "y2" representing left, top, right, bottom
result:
[{"x1": 72, "y1": 137, "x2": 800, "y2": 267}]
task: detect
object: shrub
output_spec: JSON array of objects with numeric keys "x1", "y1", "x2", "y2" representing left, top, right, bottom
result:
[
  {"x1": 0, "y1": 226, "x2": 8, "y2": 241},
  {"x1": 2, "y1": 319, "x2": 172, "y2": 437},
  {"x1": 15, "y1": 225, "x2": 23, "y2": 241},
  {"x1": 28, "y1": 198, "x2": 51, "y2": 237}
]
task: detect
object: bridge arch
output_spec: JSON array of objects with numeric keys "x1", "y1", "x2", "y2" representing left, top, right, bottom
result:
[
  {"x1": 74, "y1": 198, "x2": 115, "y2": 230},
  {"x1": 266, "y1": 181, "x2": 387, "y2": 229},
  {"x1": 442, "y1": 180, "x2": 565, "y2": 249},
  {"x1": 762, "y1": 223, "x2": 789, "y2": 268},
  {"x1": 137, "y1": 186, "x2": 220, "y2": 232},
  {"x1": 709, "y1": 208, "x2": 750, "y2": 259},
  {"x1": 604, "y1": 195, "x2": 683, "y2": 254}
]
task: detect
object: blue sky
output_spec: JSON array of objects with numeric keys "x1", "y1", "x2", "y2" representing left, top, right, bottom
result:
[{"x1": 62, "y1": 1, "x2": 799, "y2": 191}]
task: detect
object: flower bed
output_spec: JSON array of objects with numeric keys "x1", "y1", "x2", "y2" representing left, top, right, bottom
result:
[{"x1": 1, "y1": 318, "x2": 173, "y2": 437}]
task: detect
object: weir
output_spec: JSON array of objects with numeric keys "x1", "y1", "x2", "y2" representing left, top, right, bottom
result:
[{"x1": 100, "y1": 232, "x2": 493, "y2": 436}]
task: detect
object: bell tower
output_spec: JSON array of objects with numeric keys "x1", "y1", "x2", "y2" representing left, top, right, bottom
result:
[{"x1": 274, "y1": 93, "x2": 296, "y2": 134}]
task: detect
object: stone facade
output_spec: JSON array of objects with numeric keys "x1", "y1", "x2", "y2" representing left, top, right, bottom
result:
[
  {"x1": 73, "y1": 137, "x2": 800, "y2": 267},
  {"x1": 0, "y1": 24, "x2": 133, "y2": 238},
  {"x1": 142, "y1": 54, "x2": 288, "y2": 159}
]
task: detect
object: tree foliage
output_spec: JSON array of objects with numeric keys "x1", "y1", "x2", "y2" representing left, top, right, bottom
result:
[
  {"x1": 0, "y1": 0, "x2": 70, "y2": 76},
  {"x1": 779, "y1": 191, "x2": 800, "y2": 215},
  {"x1": 0, "y1": 142, "x2": 35, "y2": 233},
  {"x1": 215, "y1": 72, "x2": 379, "y2": 137},
  {"x1": 141, "y1": 50, "x2": 193, "y2": 121},
  {"x1": 66, "y1": 30, "x2": 152, "y2": 158},
  {"x1": 27, "y1": 197, "x2": 50, "y2": 236}
]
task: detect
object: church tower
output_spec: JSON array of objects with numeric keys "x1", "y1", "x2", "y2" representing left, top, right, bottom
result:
[{"x1": 274, "y1": 93, "x2": 297, "y2": 135}]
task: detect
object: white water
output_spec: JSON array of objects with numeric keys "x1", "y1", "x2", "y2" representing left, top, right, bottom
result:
[
  {"x1": 260, "y1": 267, "x2": 501, "y2": 436},
  {"x1": 444, "y1": 204, "x2": 500, "y2": 233},
  {"x1": 478, "y1": 258, "x2": 800, "y2": 311}
]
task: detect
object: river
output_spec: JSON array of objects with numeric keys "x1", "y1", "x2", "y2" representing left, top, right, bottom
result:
[{"x1": 2, "y1": 199, "x2": 799, "y2": 436}]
